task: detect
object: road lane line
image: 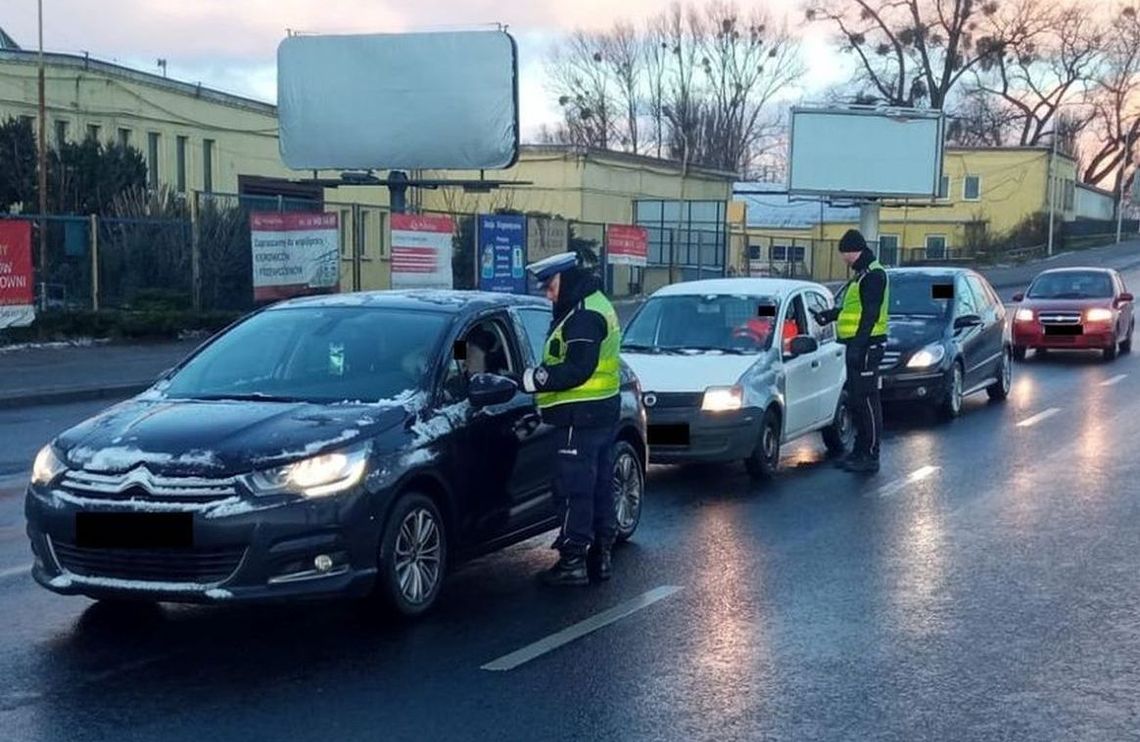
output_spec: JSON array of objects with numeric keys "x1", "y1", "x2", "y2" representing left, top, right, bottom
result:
[
  {"x1": 0, "y1": 564, "x2": 30, "y2": 580},
  {"x1": 875, "y1": 466, "x2": 941, "y2": 498},
  {"x1": 1101, "y1": 374, "x2": 1128, "y2": 387},
  {"x1": 1017, "y1": 407, "x2": 1061, "y2": 428},
  {"x1": 481, "y1": 585, "x2": 683, "y2": 672}
]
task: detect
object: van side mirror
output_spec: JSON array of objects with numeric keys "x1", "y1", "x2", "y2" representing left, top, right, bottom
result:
[
  {"x1": 1119, "y1": 292, "x2": 1134, "y2": 304},
  {"x1": 1011, "y1": 293, "x2": 1025, "y2": 302},
  {"x1": 787, "y1": 336, "x2": 819, "y2": 358}
]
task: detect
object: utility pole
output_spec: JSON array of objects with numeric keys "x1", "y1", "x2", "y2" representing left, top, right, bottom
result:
[
  {"x1": 1117, "y1": 128, "x2": 1132, "y2": 244},
  {"x1": 37, "y1": 0, "x2": 48, "y2": 298},
  {"x1": 1047, "y1": 131, "x2": 1058, "y2": 257}
]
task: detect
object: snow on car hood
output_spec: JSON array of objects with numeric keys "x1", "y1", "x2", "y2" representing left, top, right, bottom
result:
[{"x1": 621, "y1": 352, "x2": 763, "y2": 393}]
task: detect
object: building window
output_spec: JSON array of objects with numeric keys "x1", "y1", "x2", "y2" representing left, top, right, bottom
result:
[
  {"x1": 964, "y1": 176, "x2": 981, "y2": 201},
  {"x1": 118, "y1": 128, "x2": 132, "y2": 147},
  {"x1": 770, "y1": 245, "x2": 806, "y2": 262},
  {"x1": 926, "y1": 235, "x2": 947, "y2": 259},
  {"x1": 54, "y1": 120, "x2": 68, "y2": 147},
  {"x1": 176, "y1": 136, "x2": 188, "y2": 192},
  {"x1": 358, "y1": 210, "x2": 371, "y2": 259},
  {"x1": 147, "y1": 132, "x2": 161, "y2": 186},
  {"x1": 202, "y1": 139, "x2": 215, "y2": 193},
  {"x1": 879, "y1": 234, "x2": 900, "y2": 265},
  {"x1": 86, "y1": 123, "x2": 101, "y2": 141},
  {"x1": 748, "y1": 244, "x2": 762, "y2": 260},
  {"x1": 938, "y1": 176, "x2": 950, "y2": 200},
  {"x1": 339, "y1": 209, "x2": 351, "y2": 257},
  {"x1": 1063, "y1": 179, "x2": 1075, "y2": 211},
  {"x1": 771, "y1": 245, "x2": 787, "y2": 261}
]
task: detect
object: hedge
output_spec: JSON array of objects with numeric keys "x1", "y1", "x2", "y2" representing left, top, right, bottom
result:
[{"x1": 0, "y1": 309, "x2": 244, "y2": 346}]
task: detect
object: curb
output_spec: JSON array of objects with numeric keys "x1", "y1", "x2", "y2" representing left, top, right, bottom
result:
[{"x1": 0, "y1": 382, "x2": 151, "y2": 411}]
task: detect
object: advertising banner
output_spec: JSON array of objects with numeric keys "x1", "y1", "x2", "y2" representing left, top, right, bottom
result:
[
  {"x1": 250, "y1": 212, "x2": 340, "y2": 303},
  {"x1": 391, "y1": 214, "x2": 455, "y2": 289},
  {"x1": 0, "y1": 220, "x2": 35, "y2": 328},
  {"x1": 606, "y1": 224, "x2": 649, "y2": 267},
  {"x1": 477, "y1": 214, "x2": 527, "y2": 294}
]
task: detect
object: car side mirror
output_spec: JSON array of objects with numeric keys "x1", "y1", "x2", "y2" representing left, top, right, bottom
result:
[
  {"x1": 954, "y1": 314, "x2": 983, "y2": 330},
  {"x1": 1011, "y1": 293, "x2": 1024, "y2": 303},
  {"x1": 1118, "y1": 292, "x2": 1134, "y2": 304},
  {"x1": 787, "y1": 335, "x2": 819, "y2": 358},
  {"x1": 468, "y1": 373, "x2": 518, "y2": 408}
]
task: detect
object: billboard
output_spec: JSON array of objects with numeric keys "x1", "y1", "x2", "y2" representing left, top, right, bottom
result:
[
  {"x1": 606, "y1": 225, "x2": 649, "y2": 267},
  {"x1": 391, "y1": 214, "x2": 455, "y2": 290},
  {"x1": 278, "y1": 31, "x2": 519, "y2": 171},
  {"x1": 0, "y1": 220, "x2": 34, "y2": 328},
  {"x1": 478, "y1": 215, "x2": 527, "y2": 294},
  {"x1": 250, "y1": 212, "x2": 340, "y2": 303},
  {"x1": 788, "y1": 106, "x2": 945, "y2": 199}
]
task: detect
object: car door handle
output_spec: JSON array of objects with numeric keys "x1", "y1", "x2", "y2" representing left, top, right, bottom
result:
[{"x1": 811, "y1": 360, "x2": 820, "y2": 369}]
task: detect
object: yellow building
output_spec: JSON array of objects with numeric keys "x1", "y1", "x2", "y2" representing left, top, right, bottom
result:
[
  {"x1": 0, "y1": 45, "x2": 733, "y2": 296},
  {"x1": 738, "y1": 146, "x2": 1087, "y2": 282}
]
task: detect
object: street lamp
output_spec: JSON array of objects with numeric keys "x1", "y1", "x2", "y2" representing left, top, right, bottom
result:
[
  {"x1": 1116, "y1": 128, "x2": 1133, "y2": 244},
  {"x1": 37, "y1": 0, "x2": 48, "y2": 303}
]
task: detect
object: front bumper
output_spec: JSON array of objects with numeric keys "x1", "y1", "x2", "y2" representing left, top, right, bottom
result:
[
  {"x1": 880, "y1": 369, "x2": 949, "y2": 403},
  {"x1": 25, "y1": 485, "x2": 384, "y2": 604},
  {"x1": 1013, "y1": 324, "x2": 1115, "y2": 350},
  {"x1": 645, "y1": 406, "x2": 763, "y2": 464}
]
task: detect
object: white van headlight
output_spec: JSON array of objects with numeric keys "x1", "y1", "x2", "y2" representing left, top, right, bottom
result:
[{"x1": 702, "y1": 386, "x2": 743, "y2": 412}]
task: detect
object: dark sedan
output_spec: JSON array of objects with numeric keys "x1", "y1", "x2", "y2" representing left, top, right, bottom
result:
[
  {"x1": 26, "y1": 291, "x2": 647, "y2": 617},
  {"x1": 876, "y1": 268, "x2": 1012, "y2": 419}
]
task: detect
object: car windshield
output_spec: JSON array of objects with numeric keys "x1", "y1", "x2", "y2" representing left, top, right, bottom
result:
[
  {"x1": 622, "y1": 294, "x2": 779, "y2": 354},
  {"x1": 1027, "y1": 271, "x2": 1114, "y2": 299},
  {"x1": 886, "y1": 274, "x2": 954, "y2": 318},
  {"x1": 162, "y1": 306, "x2": 449, "y2": 404}
]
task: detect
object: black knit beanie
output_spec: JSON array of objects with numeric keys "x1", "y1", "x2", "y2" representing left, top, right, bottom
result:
[{"x1": 838, "y1": 229, "x2": 868, "y2": 253}]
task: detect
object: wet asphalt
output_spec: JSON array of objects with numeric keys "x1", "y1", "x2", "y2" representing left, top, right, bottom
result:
[{"x1": 2, "y1": 282, "x2": 1140, "y2": 740}]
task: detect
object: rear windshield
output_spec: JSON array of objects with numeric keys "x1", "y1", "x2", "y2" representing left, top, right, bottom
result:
[{"x1": 1027, "y1": 272, "x2": 1114, "y2": 299}]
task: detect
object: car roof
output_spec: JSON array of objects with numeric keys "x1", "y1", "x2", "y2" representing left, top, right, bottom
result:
[
  {"x1": 886, "y1": 266, "x2": 973, "y2": 278},
  {"x1": 650, "y1": 277, "x2": 828, "y2": 299},
  {"x1": 268, "y1": 290, "x2": 550, "y2": 315},
  {"x1": 1034, "y1": 266, "x2": 1116, "y2": 276}
]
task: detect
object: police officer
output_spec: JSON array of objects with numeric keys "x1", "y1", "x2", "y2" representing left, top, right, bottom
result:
[
  {"x1": 520, "y1": 252, "x2": 622, "y2": 586},
  {"x1": 813, "y1": 229, "x2": 890, "y2": 474}
]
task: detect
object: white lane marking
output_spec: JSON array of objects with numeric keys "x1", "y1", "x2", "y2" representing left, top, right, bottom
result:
[
  {"x1": 1101, "y1": 374, "x2": 1128, "y2": 387},
  {"x1": 875, "y1": 466, "x2": 941, "y2": 498},
  {"x1": 481, "y1": 585, "x2": 683, "y2": 672},
  {"x1": 0, "y1": 564, "x2": 31, "y2": 580},
  {"x1": 1017, "y1": 408, "x2": 1061, "y2": 428}
]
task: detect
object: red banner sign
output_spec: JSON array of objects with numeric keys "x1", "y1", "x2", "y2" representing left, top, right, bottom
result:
[
  {"x1": 0, "y1": 220, "x2": 35, "y2": 327},
  {"x1": 391, "y1": 213, "x2": 455, "y2": 288},
  {"x1": 606, "y1": 224, "x2": 649, "y2": 267}
]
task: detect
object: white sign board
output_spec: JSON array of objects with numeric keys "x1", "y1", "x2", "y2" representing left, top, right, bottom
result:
[
  {"x1": 278, "y1": 31, "x2": 519, "y2": 171},
  {"x1": 788, "y1": 106, "x2": 945, "y2": 199},
  {"x1": 391, "y1": 214, "x2": 454, "y2": 290},
  {"x1": 250, "y1": 212, "x2": 340, "y2": 302}
]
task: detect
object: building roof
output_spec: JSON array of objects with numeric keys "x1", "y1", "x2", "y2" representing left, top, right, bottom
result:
[
  {"x1": 521, "y1": 144, "x2": 738, "y2": 182},
  {"x1": 0, "y1": 27, "x2": 20, "y2": 50},
  {"x1": 0, "y1": 48, "x2": 276, "y2": 116},
  {"x1": 734, "y1": 182, "x2": 860, "y2": 229}
]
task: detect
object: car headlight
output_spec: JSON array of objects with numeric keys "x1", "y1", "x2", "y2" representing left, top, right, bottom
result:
[
  {"x1": 1014, "y1": 308, "x2": 1034, "y2": 322},
  {"x1": 702, "y1": 385, "x2": 743, "y2": 412},
  {"x1": 1086, "y1": 308, "x2": 1114, "y2": 322},
  {"x1": 907, "y1": 344, "x2": 946, "y2": 369},
  {"x1": 32, "y1": 445, "x2": 67, "y2": 486},
  {"x1": 245, "y1": 443, "x2": 370, "y2": 498}
]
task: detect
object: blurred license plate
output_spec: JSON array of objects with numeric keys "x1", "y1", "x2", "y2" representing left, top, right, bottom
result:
[
  {"x1": 649, "y1": 424, "x2": 690, "y2": 446},
  {"x1": 75, "y1": 512, "x2": 193, "y2": 549},
  {"x1": 1045, "y1": 325, "x2": 1082, "y2": 336}
]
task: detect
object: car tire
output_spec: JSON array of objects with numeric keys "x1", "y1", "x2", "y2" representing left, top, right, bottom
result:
[
  {"x1": 1121, "y1": 321, "x2": 1134, "y2": 354},
  {"x1": 372, "y1": 492, "x2": 447, "y2": 619},
  {"x1": 612, "y1": 440, "x2": 644, "y2": 544},
  {"x1": 938, "y1": 361, "x2": 964, "y2": 420},
  {"x1": 1104, "y1": 342, "x2": 1119, "y2": 362},
  {"x1": 987, "y1": 348, "x2": 1012, "y2": 402},
  {"x1": 1012, "y1": 346, "x2": 1027, "y2": 362},
  {"x1": 745, "y1": 407, "x2": 782, "y2": 480},
  {"x1": 821, "y1": 390, "x2": 854, "y2": 455}
]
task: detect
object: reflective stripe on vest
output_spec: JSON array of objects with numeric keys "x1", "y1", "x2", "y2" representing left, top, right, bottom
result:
[
  {"x1": 837, "y1": 260, "x2": 890, "y2": 340},
  {"x1": 536, "y1": 291, "x2": 621, "y2": 410}
]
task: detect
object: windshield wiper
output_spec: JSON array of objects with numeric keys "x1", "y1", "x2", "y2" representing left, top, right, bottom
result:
[
  {"x1": 190, "y1": 392, "x2": 306, "y2": 403},
  {"x1": 670, "y1": 346, "x2": 751, "y2": 355},
  {"x1": 621, "y1": 343, "x2": 662, "y2": 354}
]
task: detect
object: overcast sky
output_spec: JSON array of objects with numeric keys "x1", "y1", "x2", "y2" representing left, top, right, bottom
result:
[{"x1": 4, "y1": 0, "x2": 848, "y2": 139}]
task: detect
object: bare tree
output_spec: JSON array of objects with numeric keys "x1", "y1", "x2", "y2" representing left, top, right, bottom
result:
[
  {"x1": 1084, "y1": 5, "x2": 1140, "y2": 190},
  {"x1": 546, "y1": 31, "x2": 619, "y2": 149},
  {"x1": 643, "y1": 16, "x2": 671, "y2": 158},
  {"x1": 946, "y1": 88, "x2": 1017, "y2": 146},
  {"x1": 971, "y1": 4, "x2": 1102, "y2": 146},
  {"x1": 805, "y1": 0, "x2": 1041, "y2": 110},
  {"x1": 606, "y1": 22, "x2": 643, "y2": 153}
]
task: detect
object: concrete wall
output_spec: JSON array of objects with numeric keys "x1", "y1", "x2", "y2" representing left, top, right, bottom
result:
[{"x1": 1076, "y1": 184, "x2": 1115, "y2": 221}]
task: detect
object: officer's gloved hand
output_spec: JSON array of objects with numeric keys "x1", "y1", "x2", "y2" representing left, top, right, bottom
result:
[
  {"x1": 813, "y1": 307, "x2": 841, "y2": 325},
  {"x1": 520, "y1": 368, "x2": 541, "y2": 393}
]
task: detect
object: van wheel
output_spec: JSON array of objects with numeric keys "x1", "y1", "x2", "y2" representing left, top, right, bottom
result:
[
  {"x1": 745, "y1": 407, "x2": 782, "y2": 480},
  {"x1": 372, "y1": 493, "x2": 447, "y2": 619},
  {"x1": 821, "y1": 391, "x2": 854, "y2": 455}
]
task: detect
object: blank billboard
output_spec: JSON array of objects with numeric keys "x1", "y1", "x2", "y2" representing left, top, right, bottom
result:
[
  {"x1": 788, "y1": 107, "x2": 945, "y2": 199},
  {"x1": 278, "y1": 31, "x2": 519, "y2": 171}
]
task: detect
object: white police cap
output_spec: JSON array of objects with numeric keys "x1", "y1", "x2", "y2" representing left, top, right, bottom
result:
[{"x1": 526, "y1": 251, "x2": 578, "y2": 285}]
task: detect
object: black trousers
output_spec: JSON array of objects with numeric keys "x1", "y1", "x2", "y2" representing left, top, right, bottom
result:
[
  {"x1": 845, "y1": 342, "x2": 885, "y2": 459},
  {"x1": 553, "y1": 423, "x2": 617, "y2": 555}
]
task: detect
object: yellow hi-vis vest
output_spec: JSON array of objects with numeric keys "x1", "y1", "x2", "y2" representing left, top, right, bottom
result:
[
  {"x1": 837, "y1": 260, "x2": 890, "y2": 340},
  {"x1": 536, "y1": 291, "x2": 621, "y2": 410}
]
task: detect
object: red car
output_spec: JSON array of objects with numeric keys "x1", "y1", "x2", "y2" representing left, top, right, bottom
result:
[{"x1": 1011, "y1": 267, "x2": 1135, "y2": 361}]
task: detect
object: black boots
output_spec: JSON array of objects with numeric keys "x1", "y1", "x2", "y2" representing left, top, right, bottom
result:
[
  {"x1": 540, "y1": 552, "x2": 589, "y2": 586},
  {"x1": 842, "y1": 455, "x2": 880, "y2": 474},
  {"x1": 587, "y1": 544, "x2": 612, "y2": 582}
]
